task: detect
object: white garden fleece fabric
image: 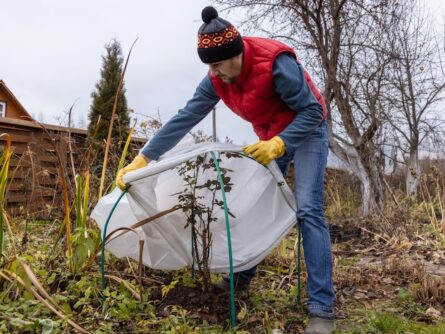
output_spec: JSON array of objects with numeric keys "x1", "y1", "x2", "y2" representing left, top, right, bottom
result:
[{"x1": 91, "y1": 142, "x2": 296, "y2": 273}]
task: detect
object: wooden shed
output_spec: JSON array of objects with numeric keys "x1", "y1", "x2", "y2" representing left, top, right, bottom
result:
[
  {"x1": 0, "y1": 80, "x2": 146, "y2": 218},
  {"x1": 0, "y1": 80, "x2": 34, "y2": 121}
]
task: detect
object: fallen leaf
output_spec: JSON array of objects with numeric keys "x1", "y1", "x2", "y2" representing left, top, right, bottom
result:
[
  {"x1": 199, "y1": 311, "x2": 218, "y2": 323},
  {"x1": 426, "y1": 307, "x2": 441, "y2": 319}
]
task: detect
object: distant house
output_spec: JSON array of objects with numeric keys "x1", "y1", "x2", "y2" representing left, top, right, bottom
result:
[{"x1": 0, "y1": 80, "x2": 34, "y2": 121}]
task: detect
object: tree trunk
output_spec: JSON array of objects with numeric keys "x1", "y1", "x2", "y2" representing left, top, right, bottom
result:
[
  {"x1": 334, "y1": 142, "x2": 384, "y2": 216},
  {"x1": 362, "y1": 153, "x2": 384, "y2": 215},
  {"x1": 406, "y1": 146, "x2": 420, "y2": 203}
]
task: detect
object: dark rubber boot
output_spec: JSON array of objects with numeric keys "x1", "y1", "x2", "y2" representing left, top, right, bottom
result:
[{"x1": 304, "y1": 315, "x2": 335, "y2": 334}]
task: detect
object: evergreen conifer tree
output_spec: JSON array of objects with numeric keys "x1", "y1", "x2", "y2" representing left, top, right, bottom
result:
[{"x1": 87, "y1": 39, "x2": 130, "y2": 161}]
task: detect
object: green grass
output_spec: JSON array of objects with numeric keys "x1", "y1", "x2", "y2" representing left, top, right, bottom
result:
[
  {"x1": 337, "y1": 255, "x2": 361, "y2": 267},
  {"x1": 336, "y1": 310, "x2": 445, "y2": 334}
]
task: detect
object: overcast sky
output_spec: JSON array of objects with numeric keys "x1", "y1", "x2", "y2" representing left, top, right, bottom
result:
[{"x1": 1, "y1": 0, "x2": 444, "y2": 146}]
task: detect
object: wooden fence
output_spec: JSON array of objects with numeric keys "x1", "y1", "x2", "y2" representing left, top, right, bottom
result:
[{"x1": 0, "y1": 118, "x2": 146, "y2": 218}]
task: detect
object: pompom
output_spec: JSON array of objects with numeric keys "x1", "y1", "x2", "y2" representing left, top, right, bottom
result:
[{"x1": 201, "y1": 6, "x2": 218, "y2": 23}]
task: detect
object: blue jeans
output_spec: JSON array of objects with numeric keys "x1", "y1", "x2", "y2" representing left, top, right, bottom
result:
[{"x1": 236, "y1": 122, "x2": 335, "y2": 315}]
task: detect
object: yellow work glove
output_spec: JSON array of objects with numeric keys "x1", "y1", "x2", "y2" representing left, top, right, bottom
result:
[
  {"x1": 243, "y1": 136, "x2": 286, "y2": 165},
  {"x1": 116, "y1": 155, "x2": 148, "y2": 190}
]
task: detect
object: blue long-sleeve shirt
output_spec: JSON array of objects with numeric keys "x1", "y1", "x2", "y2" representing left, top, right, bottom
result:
[{"x1": 141, "y1": 53, "x2": 323, "y2": 160}]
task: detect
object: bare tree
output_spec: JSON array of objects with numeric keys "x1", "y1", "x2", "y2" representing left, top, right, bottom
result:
[
  {"x1": 382, "y1": 0, "x2": 445, "y2": 202},
  {"x1": 215, "y1": 0, "x2": 403, "y2": 215}
]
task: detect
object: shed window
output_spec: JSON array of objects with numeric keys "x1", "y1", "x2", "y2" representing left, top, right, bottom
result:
[{"x1": 0, "y1": 102, "x2": 5, "y2": 117}]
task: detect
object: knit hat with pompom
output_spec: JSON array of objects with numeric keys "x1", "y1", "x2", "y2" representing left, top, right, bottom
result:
[{"x1": 197, "y1": 6, "x2": 244, "y2": 64}]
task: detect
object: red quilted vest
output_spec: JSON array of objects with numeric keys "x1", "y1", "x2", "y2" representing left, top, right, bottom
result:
[{"x1": 210, "y1": 37, "x2": 328, "y2": 140}]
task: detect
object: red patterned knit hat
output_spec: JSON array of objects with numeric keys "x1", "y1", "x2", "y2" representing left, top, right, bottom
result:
[{"x1": 197, "y1": 6, "x2": 244, "y2": 64}]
